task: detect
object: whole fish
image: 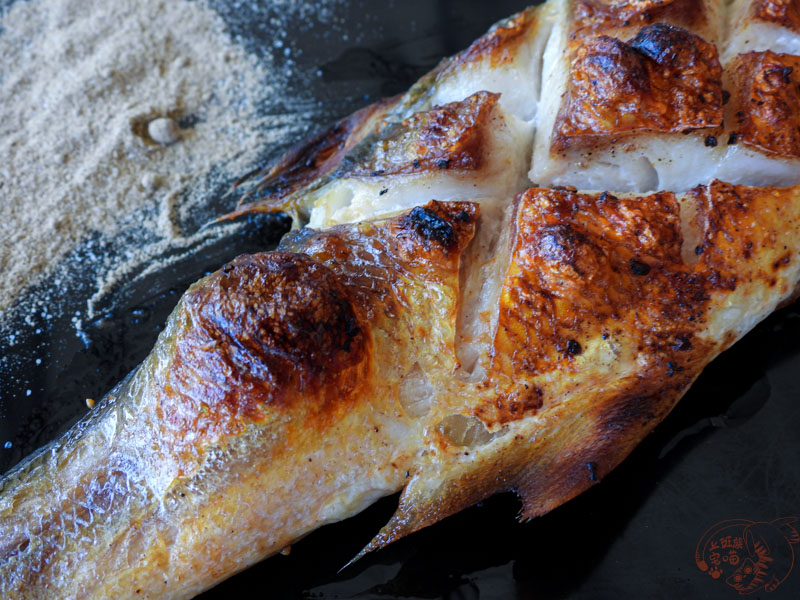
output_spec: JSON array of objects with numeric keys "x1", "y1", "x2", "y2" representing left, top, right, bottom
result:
[{"x1": 4, "y1": 0, "x2": 800, "y2": 598}]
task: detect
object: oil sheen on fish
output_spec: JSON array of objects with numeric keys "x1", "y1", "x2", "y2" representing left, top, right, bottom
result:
[{"x1": 3, "y1": 1, "x2": 800, "y2": 598}]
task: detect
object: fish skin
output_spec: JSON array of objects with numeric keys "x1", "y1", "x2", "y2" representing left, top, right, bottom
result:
[
  {"x1": 0, "y1": 201, "x2": 478, "y2": 599},
  {"x1": 360, "y1": 181, "x2": 800, "y2": 551},
  {"x1": 236, "y1": 0, "x2": 800, "y2": 218},
  {"x1": 231, "y1": 3, "x2": 552, "y2": 225}
]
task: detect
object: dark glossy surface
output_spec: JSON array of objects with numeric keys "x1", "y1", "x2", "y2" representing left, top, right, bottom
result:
[{"x1": 1, "y1": 2, "x2": 799, "y2": 598}]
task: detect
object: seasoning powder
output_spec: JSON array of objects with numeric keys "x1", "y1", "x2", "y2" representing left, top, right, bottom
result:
[{"x1": 0, "y1": 0, "x2": 289, "y2": 315}]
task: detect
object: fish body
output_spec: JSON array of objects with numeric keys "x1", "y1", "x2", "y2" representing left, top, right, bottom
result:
[{"x1": 4, "y1": 0, "x2": 800, "y2": 598}]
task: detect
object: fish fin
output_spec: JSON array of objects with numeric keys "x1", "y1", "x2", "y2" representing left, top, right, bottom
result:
[
  {"x1": 356, "y1": 472, "x2": 506, "y2": 557},
  {"x1": 221, "y1": 96, "x2": 400, "y2": 223}
]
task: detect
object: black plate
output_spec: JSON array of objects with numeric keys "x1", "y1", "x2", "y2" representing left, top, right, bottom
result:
[{"x1": 2, "y1": 2, "x2": 799, "y2": 598}]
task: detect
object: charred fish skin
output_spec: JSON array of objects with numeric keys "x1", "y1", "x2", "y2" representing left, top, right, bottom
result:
[
  {"x1": 0, "y1": 202, "x2": 479, "y2": 599},
  {"x1": 360, "y1": 181, "x2": 800, "y2": 550},
  {"x1": 532, "y1": 0, "x2": 800, "y2": 193},
  {"x1": 232, "y1": 2, "x2": 557, "y2": 227}
]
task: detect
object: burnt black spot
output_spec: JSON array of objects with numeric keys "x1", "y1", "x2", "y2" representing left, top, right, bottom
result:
[
  {"x1": 772, "y1": 253, "x2": 792, "y2": 271},
  {"x1": 537, "y1": 225, "x2": 589, "y2": 276},
  {"x1": 728, "y1": 132, "x2": 739, "y2": 145},
  {"x1": 666, "y1": 361, "x2": 684, "y2": 376},
  {"x1": 629, "y1": 24, "x2": 696, "y2": 66},
  {"x1": 404, "y1": 206, "x2": 456, "y2": 249},
  {"x1": 766, "y1": 65, "x2": 795, "y2": 86},
  {"x1": 379, "y1": 188, "x2": 388, "y2": 196},
  {"x1": 722, "y1": 89, "x2": 731, "y2": 105},
  {"x1": 695, "y1": 245, "x2": 704, "y2": 255},
  {"x1": 412, "y1": 158, "x2": 420, "y2": 168},
  {"x1": 672, "y1": 335, "x2": 693, "y2": 352},
  {"x1": 342, "y1": 315, "x2": 361, "y2": 352},
  {"x1": 704, "y1": 135, "x2": 718, "y2": 147},
  {"x1": 629, "y1": 258, "x2": 651, "y2": 276},
  {"x1": 437, "y1": 158, "x2": 451, "y2": 170},
  {"x1": 371, "y1": 169, "x2": 385, "y2": 177},
  {"x1": 586, "y1": 461, "x2": 599, "y2": 482},
  {"x1": 567, "y1": 339, "x2": 582, "y2": 355}
]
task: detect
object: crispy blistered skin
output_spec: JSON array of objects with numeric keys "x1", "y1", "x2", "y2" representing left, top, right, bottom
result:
[
  {"x1": 554, "y1": 24, "x2": 723, "y2": 150},
  {"x1": 0, "y1": 201, "x2": 477, "y2": 599},
  {"x1": 158, "y1": 252, "x2": 370, "y2": 462},
  {"x1": 752, "y1": 0, "x2": 800, "y2": 32},
  {"x1": 302, "y1": 90, "x2": 532, "y2": 229},
  {"x1": 362, "y1": 182, "x2": 800, "y2": 552},
  {"x1": 729, "y1": 51, "x2": 800, "y2": 159},
  {"x1": 535, "y1": 1, "x2": 800, "y2": 191},
  {"x1": 233, "y1": 90, "x2": 523, "y2": 226},
  {"x1": 7, "y1": 0, "x2": 800, "y2": 595},
  {"x1": 228, "y1": 97, "x2": 400, "y2": 220},
  {"x1": 569, "y1": 0, "x2": 713, "y2": 47},
  {"x1": 228, "y1": 4, "x2": 549, "y2": 224},
  {"x1": 344, "y1": 91, "x2": 500, "y2": 177}
]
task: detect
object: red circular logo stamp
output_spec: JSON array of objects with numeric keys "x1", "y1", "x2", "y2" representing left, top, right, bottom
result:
[{"x1": 695, "y1": 517, "x2": 799, "y2": 594}]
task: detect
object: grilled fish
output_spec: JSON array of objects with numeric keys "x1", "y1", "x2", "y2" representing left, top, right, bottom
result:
[{"x1": 4, "y1": 0, "x2": 800, "y2": 598}]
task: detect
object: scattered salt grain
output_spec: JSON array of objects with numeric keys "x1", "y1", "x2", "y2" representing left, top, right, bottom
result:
[
  {"x1": 0, "y1": 0, "x2": 282, "y2": 313},
  {"x1": 147, "y1": 118, "x2": 181, "y2": 146},
  {"x1": 140, "y1": 172, "x2": 161, "y2": 191}
]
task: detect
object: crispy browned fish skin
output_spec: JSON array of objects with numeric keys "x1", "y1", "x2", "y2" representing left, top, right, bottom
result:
[
  {"x1": 751, "y1": 0, "x2": 800, "y2": 32},
  {"x1": 4, "y1": 0, "x2": 800, "y2": 595},
  {"x1": 229, "y1": 4, "x2": 544, "y2": 222},
  {"x1": 0, "y1": 201, "x2": 476, "y2": 599},
  {"x1": 554, "y1": 23, "x2": 723, "y2": 150},
  {"x1": 362, "y1": 181, "x2": 800, "y2": 550},
  {"x1": 568, "y1": 0, "x2": 712, "y2": 45},
  {"x1": 729, "y1": 51, "x2": 800, "y2": 159}
]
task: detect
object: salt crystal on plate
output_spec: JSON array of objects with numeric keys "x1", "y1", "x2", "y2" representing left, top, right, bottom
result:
[{"x1": 147, "y1": 117, "x2": 181, "y2": 145}]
